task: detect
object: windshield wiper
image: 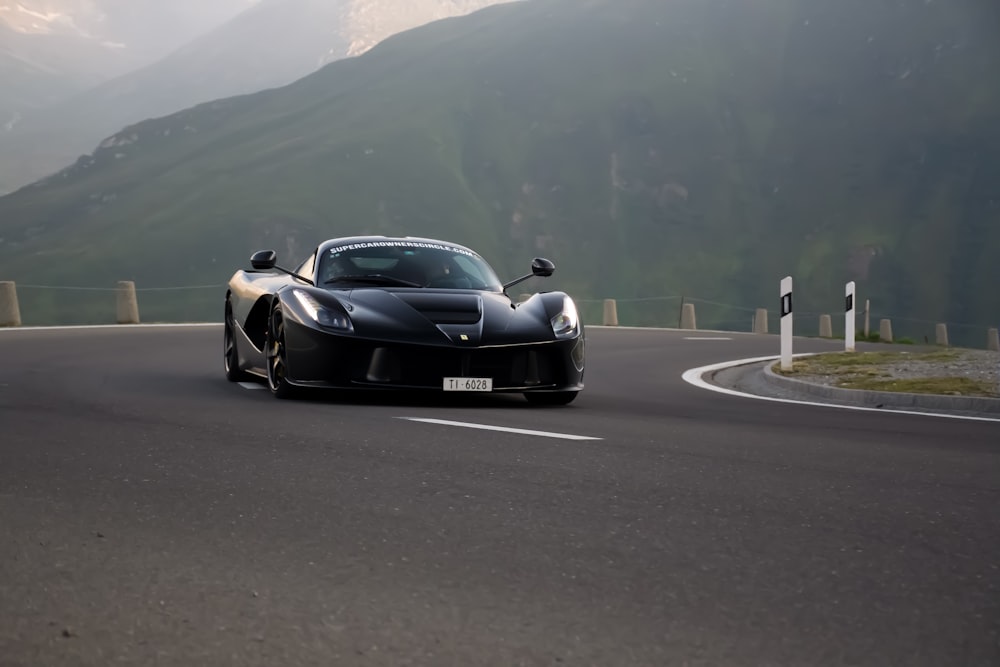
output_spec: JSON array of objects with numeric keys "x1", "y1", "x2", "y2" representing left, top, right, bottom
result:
[{"x1": 323, "y1": 274, "x2": 423, "y2": 288}]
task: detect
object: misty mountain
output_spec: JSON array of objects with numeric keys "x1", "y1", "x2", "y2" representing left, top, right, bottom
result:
[
  {"x1": 0, "y1": 0, "x2": 255, "y2": 190},
  {"x1": 0, "y1": 21, "x2": 125, "y2": 111},
  {"x1": 0, "y1": 0, "x2": 256, "y2": 62},
  {"x1": 0, "y1": 0, "x2": 514, "y2": 194},
  {"x1": 0, "y1": 0, "x2": 997, "y2": 337}
]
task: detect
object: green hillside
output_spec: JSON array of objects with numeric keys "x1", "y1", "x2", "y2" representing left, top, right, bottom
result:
[{"x1": 0, "y1": 0, "x2": 998, "y2": 342}]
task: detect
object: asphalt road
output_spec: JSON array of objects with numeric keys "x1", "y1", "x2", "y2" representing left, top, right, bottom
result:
[{"x1": 0, "y1": 325, "x2": 997, "y2": 666}]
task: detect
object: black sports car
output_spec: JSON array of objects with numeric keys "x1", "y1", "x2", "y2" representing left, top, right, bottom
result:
[{"x1": 224, "y1": 236, "x2": 585, "y2": 404}]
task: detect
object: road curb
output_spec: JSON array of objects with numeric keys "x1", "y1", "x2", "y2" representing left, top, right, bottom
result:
[{"x1": 761, "y1": 360, "x2": 1000, "y2": 414}]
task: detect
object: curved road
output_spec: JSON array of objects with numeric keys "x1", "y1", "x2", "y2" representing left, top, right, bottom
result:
[{"x1": 0, "y1": 326, "x2": 997, "y2": 666}]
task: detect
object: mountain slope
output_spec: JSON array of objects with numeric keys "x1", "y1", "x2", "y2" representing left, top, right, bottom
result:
[
  {"x1": 0, "y1": 0, "x2": 513, "y2": 194},
  {"x1": 0, "y1": 0, "x2": 997, "y2": 339}
]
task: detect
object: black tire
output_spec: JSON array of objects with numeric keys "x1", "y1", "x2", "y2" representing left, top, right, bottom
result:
[
  {"x1": 266, "y1": 304, "x2": 297, "y2": 399},
  {"x1": 524, "y1": 391, "x2": 579, "y2": 406},
  {"x1": 224, "y1": 299, "x2": 251, "y2": 382}
]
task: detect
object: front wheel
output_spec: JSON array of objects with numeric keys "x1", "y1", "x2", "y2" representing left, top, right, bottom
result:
[
  {"x1": 524, "y1": 391, "x2": 578, "y2": 406},
  {"x1": 266, "y1": 305, "x2": 296, "y2": 399}
]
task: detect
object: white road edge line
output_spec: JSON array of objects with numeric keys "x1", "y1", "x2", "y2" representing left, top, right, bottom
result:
[
  {"x1": 682, "y1": 355, "x2": 1000, "y2": 424},
  {"x1": 397, "y1": 417, "x2": 602, "y2": 441}
]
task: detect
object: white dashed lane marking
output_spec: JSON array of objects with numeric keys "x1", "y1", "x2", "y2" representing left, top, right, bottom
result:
[
  {"x1": 398, "y1": 417, "x2": 602, "y2": 441},
  {"x1": 683, "y1": 336, "x2": 733, "y2": 340}
]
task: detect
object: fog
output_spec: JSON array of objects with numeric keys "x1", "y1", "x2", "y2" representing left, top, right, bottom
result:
[
  {"x1": 0, "y1": 0, "x2": 512, "y2": 194},
  {"x1": 0, "y1": 0, "x2": 257, "y2": 61}
]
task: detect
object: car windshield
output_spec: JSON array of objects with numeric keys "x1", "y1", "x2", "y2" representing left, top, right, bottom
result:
[{"x1": 319, "y1": 242, "x2": 503, "y2": 291}]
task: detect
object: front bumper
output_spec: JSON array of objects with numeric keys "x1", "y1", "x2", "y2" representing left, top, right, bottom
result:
[{"x1": 283, "y1": 319, "x2": 585, "y2": 392}]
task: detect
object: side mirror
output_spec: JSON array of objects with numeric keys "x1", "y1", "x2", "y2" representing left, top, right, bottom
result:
[
  {"x1": 250, "y1": 250, "x2": 277, "y2": 270},
  {"x1": 531, "y1": 257, "x2": 555, "y2": 277},
  {"x1": 502, "y1": 257, "x2": 556, "y2": 291}
]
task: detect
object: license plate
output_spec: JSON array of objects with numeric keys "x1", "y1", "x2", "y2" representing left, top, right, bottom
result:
[{"x1": 443, "y1": 377, "x2": 493, "y2": 392}]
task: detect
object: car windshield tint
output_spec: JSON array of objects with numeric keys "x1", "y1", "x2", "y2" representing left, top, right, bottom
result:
[{"x1": 320, "y1": 243, "x2": 502, "y2": 291}]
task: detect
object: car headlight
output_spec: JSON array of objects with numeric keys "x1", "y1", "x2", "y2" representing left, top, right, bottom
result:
[
  {"x1": 293, "y1": 289, "x2": 353, "y2": 332},
  {"x1": 550, "y1": 295, "x2": 579, "y2": 337}
]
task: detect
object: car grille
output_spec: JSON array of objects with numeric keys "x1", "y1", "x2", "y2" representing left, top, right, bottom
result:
[{"x1": 349, "y1": 342, "x2": 564, "y2": 389}]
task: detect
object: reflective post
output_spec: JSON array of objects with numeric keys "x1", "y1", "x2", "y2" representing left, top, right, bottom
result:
[
  {"x1": 845, "y1": 281, "x2": 856, "y2": 352},
  {"x1": 780, "y1": 276, "x2": 793, "y2": 371}
]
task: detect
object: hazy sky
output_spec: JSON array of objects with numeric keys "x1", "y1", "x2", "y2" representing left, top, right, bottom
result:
[{"x1": 0, "y1": 0, "x2": 257, "y2": 57}]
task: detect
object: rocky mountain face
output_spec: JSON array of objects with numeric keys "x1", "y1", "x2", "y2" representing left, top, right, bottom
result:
[
  {"x1": 0, "y1": 0, "x2": 514, "y2": 195},
  {"x1": 341, "y1": 0, "x2": 509, "y2": 56}
]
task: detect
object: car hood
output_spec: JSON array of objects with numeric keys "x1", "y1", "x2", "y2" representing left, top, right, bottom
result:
[{"x1": 341, "y1": 288, "x2": 556, "y2": 346}]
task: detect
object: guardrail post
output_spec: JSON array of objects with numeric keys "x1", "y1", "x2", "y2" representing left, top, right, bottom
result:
[
  {"x1": 0, "y1": 281, "x2": 21, "y2": 327},
  {"x1": 753, "y1": 308, "x2": 768, "y2": 334},
  {"x1": 879, "y1": 318, "x2": 893, "y2": 343},
  {"x1": 116, "y1": 281, "x2": 140, "y2": 324},
  {"x1": 602, "y1": 299, "x2": 618, "y2": 326},
  {"x1": 680, "y1": 302, "x2": 697, "y2": 330},
  {"x1": 935, "y1": 323, "x2": 949, "y2": 347},
  {"x1": 988, "y1": 327, "x2": 999, "y2": 352},
  {"x1": 819, "y1": 314, "x2": 832, "y2": 338}
]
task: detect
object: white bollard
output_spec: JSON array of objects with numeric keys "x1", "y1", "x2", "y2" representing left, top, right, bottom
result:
[
  {"x1": 0, "y1": 281, "x2": 21, "y2": 327},
  {"x1": 602, "y1": 299, "x2": 618, "y2": 326},
  {"x1": 819, "y1": 314, "x2": 832, "y2": 338},
  {"x1": 116, "y1": 281, "x2": 140, "y2": 324},
  {"x1": 988, "y1": 328, "x2": 999, "y2": 352},
  {"x1": 680, "y1": 303, "x2": 697, "y2": 330},
  {"x1": 780, "y1": 276, "x2": 793, "y2": 371},
  {"x1": 879, "y1": 318, "x2": 893, "y2": 343},
  {"x1": 753, "y1": 308, "x2": 768, "y2": 334},
  {"x1": 845, "y1": 281, "x2": 856, "y2": 352},
  {"x1": 935, "y1": 323, "x2": 949, "y2": 347}
]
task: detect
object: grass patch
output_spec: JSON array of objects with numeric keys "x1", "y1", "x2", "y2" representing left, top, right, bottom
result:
[
  {"x1": 774, "y1": 350, "x2": 960, "y2": 376},
  {"x1": 838, "y1": 376, "x2": 997, "y2": 397},
  {"x1": 772, "y1": 349, "x2": 998, "y2": 397}
]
